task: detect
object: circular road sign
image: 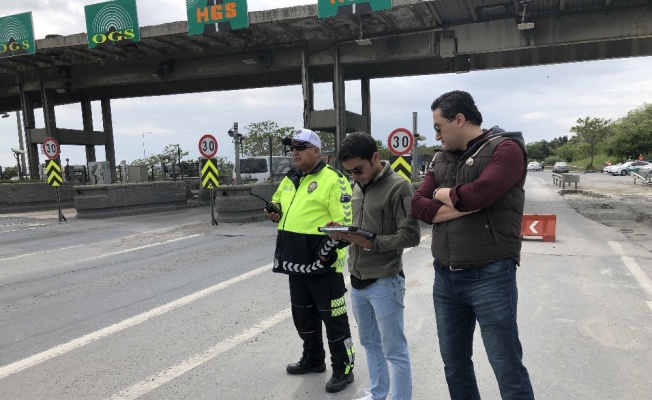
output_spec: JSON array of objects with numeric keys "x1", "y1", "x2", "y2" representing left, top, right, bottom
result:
[
  {"x1": 42, "y1": 137, "x2": 60, "y2": 160},
  {"x1": 387, "y1": 128, "x2": 414, "y2": 156},
  {"x1": 199, "y1": 134, "x2": 218, "y2": 158}
]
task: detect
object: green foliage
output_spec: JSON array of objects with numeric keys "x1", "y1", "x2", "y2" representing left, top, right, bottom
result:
[
  {"x1": 213, "y1": 156, "x2": 234, "y2": 174},
  {"x1": 132, "y1": 144, "x2": 189, "y2": 166},
  {"x1": 525, "y1": 140, "x2": 550, "y2": 162},
  {"x1": 242, "y1": 121, "x2": 294, "y2": 156},
  {"x1": 376, "y1": 140, "x2": 391, "y2": 160},
  {"x1": 318, "y1": 131, "x2": 336, "y2": 153},
  {"x1": 544, "y1": 155, "x2": 563, "y2": 166},
  {"x1": 569, "y1": 116, "x2": 611, "y2": 169},
  {"x1": 602, "y1": 103, "x2": 652, "y2": 160},
  {"x1": 1, "y1": 166, "x2": 18, "y2": 180},
  {"x1": 548, "y1": 136, "x2": 569, "y2": 151}
]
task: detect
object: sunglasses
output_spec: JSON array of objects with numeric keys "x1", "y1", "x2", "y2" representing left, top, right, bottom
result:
[
  {"x1": 344, "y1": 166, "x2": 364, "y2": 175},
  {"x1": 434, "y1": 119, "x2": 453, "y2": 134},
  {"x1": 289, "y1": 144, "x2": 314, "y2": 151}
]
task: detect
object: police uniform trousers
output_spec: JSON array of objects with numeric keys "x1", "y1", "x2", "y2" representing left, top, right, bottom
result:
[{"x1": 288, "y1": 271, "x2": 354, "y2": 374}]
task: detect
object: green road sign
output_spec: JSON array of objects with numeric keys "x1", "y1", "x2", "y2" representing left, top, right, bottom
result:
[
  {"x1": 318, "y1": 0, "x2": 392, "y2": 19},
  {"x1": 0, "y1": 12, "x2": 36, "y2": 58},
  {"x1": 84, "y1": 0, "x2": 140, "y2": 49},
  {"x1": 186, "y1": 0, "x2": 249, "y2": 36}
]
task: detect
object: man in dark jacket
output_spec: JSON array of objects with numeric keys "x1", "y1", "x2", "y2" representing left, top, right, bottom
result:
[
  {"x1": 411, "y1": 91, "x2": 535, "y2": 400},
  {"x1": 264, "y1": 129, "x2": 355, "y2": 393},
  {"x1": 329, "y1": 132, "x2": 421, "y2": 400}
]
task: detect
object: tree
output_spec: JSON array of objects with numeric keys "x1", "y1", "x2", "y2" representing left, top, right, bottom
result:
[
  {"x1": 525, "y1": 140, "x2": 550, "y2": 162},
  {"x1": 569, "y1": 117, "x2": 611, "y2": 169},
  {"x1": 241, "y1": 121, "x2": 294, "y2": 156},
  {"x1": 603, "y1": 103, "x2": 652, "y2": 160},
  {"x1": 1, "y1": 166, "x2": 17, "y2": 180},
  {"x1": 548, "y1": 136, "x2": 569, "y2": 152},
  {"x1": 132, "y1": 144, "x2": 189, "y2": 166}
]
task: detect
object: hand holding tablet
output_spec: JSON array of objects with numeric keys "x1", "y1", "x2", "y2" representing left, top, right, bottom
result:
[{"x1": 318, "y1": 226, "x2": 376, "y2": 238}]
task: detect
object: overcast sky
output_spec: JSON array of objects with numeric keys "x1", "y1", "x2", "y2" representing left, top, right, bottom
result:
[{"x1": 1, "y1": 0, "x2": 651, "y2": 170}]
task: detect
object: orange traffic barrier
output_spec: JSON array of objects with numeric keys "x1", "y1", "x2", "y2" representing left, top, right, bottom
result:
[{"x1": 521, "y1": 214, "x2": 556, "y2": 242}]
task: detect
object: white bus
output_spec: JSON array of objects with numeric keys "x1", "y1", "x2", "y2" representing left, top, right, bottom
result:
[{"x1": 239, "y1": 156, "x2": 293, "y2": 183}]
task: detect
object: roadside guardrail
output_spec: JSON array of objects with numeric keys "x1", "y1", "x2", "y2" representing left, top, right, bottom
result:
[
  {"x1": 552, "y1": 173, "x2": 580, "y2": 189},
  {"x1": 631, "y1": 172, "x2": 652, "y2": 186}
]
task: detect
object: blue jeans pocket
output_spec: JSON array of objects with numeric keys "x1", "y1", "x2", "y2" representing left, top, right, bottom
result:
[{"x1": 474, "y1": 259, "x2": 513, "y2": 280}]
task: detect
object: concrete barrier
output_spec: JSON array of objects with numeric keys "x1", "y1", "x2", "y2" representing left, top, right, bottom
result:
[
  {"x1": 0, "y1": 182, "x2": 75, "y2": 213},
  {"x1": 552, "y1": 173, "x2": 580, "y2": 189},
  {"x1": 214, "y1": 183, "x2": 278, "y2": 223},
  {"x1": 74, "y1": 181, "x2": 187, "y2": 218}
]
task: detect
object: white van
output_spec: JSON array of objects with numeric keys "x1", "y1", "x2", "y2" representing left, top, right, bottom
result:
[{"x1": 239, "y1": 156, "x2": 293, "y2": 183}]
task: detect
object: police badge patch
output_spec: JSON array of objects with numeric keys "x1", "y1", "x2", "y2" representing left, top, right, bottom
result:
[
  {"x1": 307, "y1": 181, "x2": 318, "y2": 193},
  {"x1": 340, "y1": 194, "x2": 352, "y2": 203}
]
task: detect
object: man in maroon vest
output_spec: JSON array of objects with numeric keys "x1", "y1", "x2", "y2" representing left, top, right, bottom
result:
[{"x1": 412, "y1": 90, "x2": 534, "y2": 400}]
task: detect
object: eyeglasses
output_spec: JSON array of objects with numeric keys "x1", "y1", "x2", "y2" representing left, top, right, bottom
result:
[
  {"x1": 434, "y1": 119, "x2": 453, "y2": 134},
  {"x1": 344, "y1": 166, "x2": 364, "y2": 175},
  {"x1": 289, "y1": 144, "x2": 314, "y2": 152}
]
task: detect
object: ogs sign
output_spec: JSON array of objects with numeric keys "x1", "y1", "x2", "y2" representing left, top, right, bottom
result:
[
  {"x1": 84, "y1": 0, "x2": 140, "y2": 49},
  {"x1": 0, "y1": 12, "x2": 36, "y2": 58}
]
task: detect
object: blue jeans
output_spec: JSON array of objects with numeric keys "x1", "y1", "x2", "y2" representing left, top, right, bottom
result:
[
  {"x1": 433, "y1": 258, "x2": 534, "y2": 400},
  {"x1": 351, "y1": 274, "x2": 412, "y2": 400}
]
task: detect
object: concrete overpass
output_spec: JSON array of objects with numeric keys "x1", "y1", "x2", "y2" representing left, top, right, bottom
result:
[{"x1": 1, "y1": 0, "x2": 651, "y2": 180}]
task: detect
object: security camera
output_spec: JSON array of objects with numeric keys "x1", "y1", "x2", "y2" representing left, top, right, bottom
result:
[{"x1": 11, "y1": 148, "x2": 26, "y2": 154}]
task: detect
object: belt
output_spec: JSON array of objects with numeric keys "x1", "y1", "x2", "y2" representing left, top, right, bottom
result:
[{"x1": 434, "y1": 260, "x2": 464, "y2": 271}]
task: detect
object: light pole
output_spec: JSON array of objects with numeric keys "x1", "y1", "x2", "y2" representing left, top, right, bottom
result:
[{"x1": 142, "y1": 132, "x2": 151, "y2": 162}]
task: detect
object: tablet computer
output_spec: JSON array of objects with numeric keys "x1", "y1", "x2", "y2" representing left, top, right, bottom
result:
[{"x1": 318, "y1": 226, "x2": 376, "y2": 238}]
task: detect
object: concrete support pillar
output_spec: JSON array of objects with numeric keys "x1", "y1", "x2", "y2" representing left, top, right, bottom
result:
[
  {"x1": 333, "y1": 45, "x2": 345, "y2": 170},
  {"x1": 19, "y1": 84, "x2": 39, "y2": 179},
  {"x1": 301, "y1": 49, "x2": 314, "y2": 129},
  {"x1": 41, "y1": 83, "x2": 58, "y2": 142},
  {"x1": 361, "y1": 78, "x2": 371, "y2": 135},
  {"x1": 81, "y1": 99, "x2": 97, "y2": 163},
  {"x1": 41, "y1": 83, "x2": 61, "y2": 174},
  {"x1": 101, "y1": 98, "x2": 117, "y2": 183}
]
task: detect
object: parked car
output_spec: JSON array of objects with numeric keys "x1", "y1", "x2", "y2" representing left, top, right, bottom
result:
[
  {"x1": 625, "y1": 160, "x2": 652, "y2": 175},
  {"x1": 527, "y1": 161, "x2": 542, "y2": 171},
  {"x1": 552, "y1": 162, "x2": 569, "y2": 173},
  {"x1": 608, "y1": 160, "x2": 639, "y2": 176}
]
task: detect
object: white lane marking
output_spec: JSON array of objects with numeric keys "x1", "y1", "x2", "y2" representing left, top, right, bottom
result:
[
  {"x1": 621, "y1": 256, "x2": 652, "y2": 298},
  {"x1": 69, "y1": 235, "x2": 201, "y2": 264},
  {"x1": 0, "y1": 226, "x2": 194, "y2": 263},
  {"x1": 107, "y1": 308, "x2": 292, "y2": 400},
  {"x1": 608, "y1": 241, "x2": 652, "y2": 299},
  {"x1": 608, "y1": 241, "x2": 625, "y2": 255},
  {"x1": 0, "y1": 263, "x2": 272, "y2": 380},
  {"x1": 108, "y1": 237, "x2": 432, "y2": 399},
  {"x1": 533, "y1": 176, "x2": 545, "y2": 184}
]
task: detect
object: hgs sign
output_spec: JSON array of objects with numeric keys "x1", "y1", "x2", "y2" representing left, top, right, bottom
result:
[
  {"x1": 0, "y1": 12, "x2": 36, "y2": 58},
  {"x1": 84, "y1": 0, "x2": 140, "y2": 49},
  {"x1": 186, "y1": 0, "x2": 249, "y2": 36}
]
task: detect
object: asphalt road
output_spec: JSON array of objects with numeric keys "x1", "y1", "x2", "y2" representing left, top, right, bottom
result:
[{"x1": 1, "y1": 173, "x2": 651, "y2": 400}]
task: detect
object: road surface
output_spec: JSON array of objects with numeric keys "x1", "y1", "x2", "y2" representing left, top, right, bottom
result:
[{"x1": 1, "y1": 173, "x2": 650, "y2": 399}]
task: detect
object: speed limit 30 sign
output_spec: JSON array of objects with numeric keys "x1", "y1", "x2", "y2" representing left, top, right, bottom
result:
[
  {"x1": 42, "y1": 137, "x2": 60, "y2": 160},
  {"x1": 198, "y1": 134, "x2": 218, "y2": 158},
  {"x1": 387, "y1": 128, "x2": 414, "y2": 156}
]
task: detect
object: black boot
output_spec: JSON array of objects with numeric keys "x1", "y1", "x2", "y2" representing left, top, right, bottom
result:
[
  {"x1": 286, "y1": 357, "x2": 326, "y2": 375},
  {"x1": 325, "y1": 371, "x2": 354, "y2": 393}
]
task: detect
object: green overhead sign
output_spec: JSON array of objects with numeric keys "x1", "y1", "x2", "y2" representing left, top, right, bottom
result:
[
  {"x1": 84, "y1": 0, "x2": 140, "y2": 49},
  {"x1": 186, "y1": 0, "x2": 249, "y2": 36},
  {"x1": 318, "y1": 0, "x2": 392, "y2": 19},
  {"x1": 0, "y1": 12, "x2": 36, "y2": 58}
]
